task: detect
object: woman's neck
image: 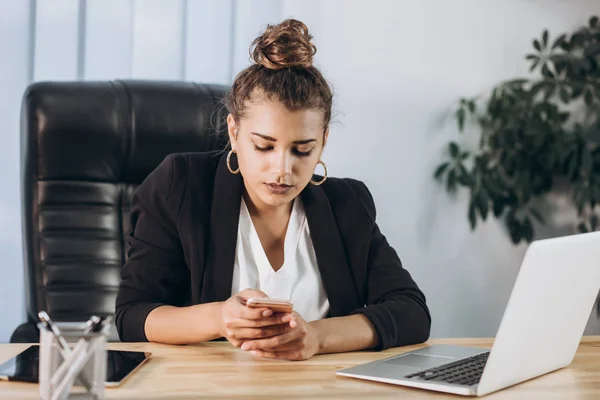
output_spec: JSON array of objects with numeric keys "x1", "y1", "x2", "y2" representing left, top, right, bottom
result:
[{"x1": 242, "y1": 188, "x2": 293, "y2": 221}]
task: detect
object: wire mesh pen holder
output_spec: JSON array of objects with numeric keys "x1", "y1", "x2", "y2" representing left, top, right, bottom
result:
[{"x1": 38, "y1": 319, "x2": 110, "y2": 400}]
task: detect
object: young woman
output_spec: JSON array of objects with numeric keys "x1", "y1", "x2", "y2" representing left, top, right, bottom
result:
[{"x1": 115, "y1": 19, "x2": 430, "y2": 361}]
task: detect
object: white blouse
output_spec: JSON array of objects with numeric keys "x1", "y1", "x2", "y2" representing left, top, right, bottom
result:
[{"x1": 231, "y1": 196, "x2": 330, "y2": 322}]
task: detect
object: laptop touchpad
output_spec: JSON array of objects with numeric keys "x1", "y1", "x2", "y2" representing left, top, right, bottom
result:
[{"x1": 382, "y1": 353, "x2": 451, "y2": 369}]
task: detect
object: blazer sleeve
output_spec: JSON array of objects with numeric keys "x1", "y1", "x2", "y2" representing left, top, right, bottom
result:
[
  {"x1": 115, "y1": 155, "x2": 190, "y2": 342},
  {"x1": 350, "y1": 181, "x2": 431, "y2": 350}
]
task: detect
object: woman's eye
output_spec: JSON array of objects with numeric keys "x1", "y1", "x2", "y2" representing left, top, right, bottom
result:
[
  {"x1": 253, "y1": 144, "x2": 272, "y2": 152},
  {"x1": 253, "y1": 144, "x2": 313, "y2": 157},
  {"x1": 294, "y1": 148, "x2": 314, "y2": 157}
]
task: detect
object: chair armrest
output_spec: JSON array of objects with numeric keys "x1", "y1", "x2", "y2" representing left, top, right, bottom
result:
[{"x1": 10, "y1": 322, "x2": 39, "y2": 343}]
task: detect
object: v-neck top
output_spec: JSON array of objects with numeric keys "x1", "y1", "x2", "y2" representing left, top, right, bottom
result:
[{"x1": 231, "y1": 196, "x2": 330, "y2": 322}]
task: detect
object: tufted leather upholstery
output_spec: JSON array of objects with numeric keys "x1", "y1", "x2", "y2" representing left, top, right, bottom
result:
[{"x1": 11, "y1": 80, "x2": 229, "y2": 343}]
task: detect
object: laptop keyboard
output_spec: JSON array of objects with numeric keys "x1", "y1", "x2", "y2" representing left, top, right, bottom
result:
[{"x1": 404, "y1": 351, "x2": 490, "y2": 386}]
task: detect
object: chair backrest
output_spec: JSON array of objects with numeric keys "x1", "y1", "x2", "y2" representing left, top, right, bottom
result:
[{"x1": 20, "y1": 80, "x2": 229, "y2": 329}]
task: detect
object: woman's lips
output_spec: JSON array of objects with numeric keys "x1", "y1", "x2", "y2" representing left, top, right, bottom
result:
[{"x1": 265, "y1": 183, "x2": 292, "y2": 194}]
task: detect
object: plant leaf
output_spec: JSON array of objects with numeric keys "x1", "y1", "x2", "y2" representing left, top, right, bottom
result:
[
  {"x1": 591, "y1": 214, "x2": 598, "y2": 231},
  {"x1": 468, "y1": 200, "x2": 477, "y2": 230},
  {"x1": 530, "y1": 207, "x2": 546, "y2": 224},
  {"x1": 529, "y1": 59, "x2": 540, "y2": 72},
  {"x1": 522, "y1": 217, "x2": 534, "y2": 242},
  {"x1": 571, "y1": 31, "x2": 586, "y2": 48},
  {"x1": 541, "y1": 64, "x2": 553, "y2": 78},
  {"x1": 578, "y1": 222, "x2": 588, "y2": 233},
  {"x1": 477, "y1": 190, "x2": 489, "y2": 220},
  {"x1": 585, "y1": 90, "x2": 594, "y2": 106},
  {"x1": 542, "y1": 30, "x2": 548, "y2": 48},
  {"x1": 582, "y1": 148, "x2": 592, "y2": 172},
  {"x1": 493, "y1": 198, "x2": 505, "y2": 217},
  {"x1": 543, "y1": 82, "x2": 556, "y2": 99},
  {"x1": 529, "y1": 81, "x2": 546, "y2": 98},
  {"x1": 570, "y1": 81, "x2": 584, "y2": 98},
  {"x1": 566, "y1": 151, "x2": 579, "y2": 179},
  {"x1": 467, "y1": 100, "x2": 476, "y2": 113},
  {"x1": 551, "y1": 34, "x2": 567, "y2": 50},
  {"x1": 456, "y1": 108, "x2": 466, "y2": 132},
  {"x1": 559, "y1": 86, "x2": 570, "y2": 104},
  {"x1": 584, "y1": 42, "x2": 600, "y2": 57},
  {"x1": 447, "y1": 169, "x2": 457, "y2": 193},
  {"x1": 507, "y1": 217, "x2": 522, "y2": 244},
  {"x1": 434, "y1": 162, "x2": 450, "y2": 179},
  {"x1": 506, "y1": 78, "x2": 528, "y2": 86},
  {"x1": 449, "y1": 142, "x2": 459, "y2": 158},
  {"x1": 533, "y1": 39, "x2": 541, "y2": 52},
  {"x1": 590, "y1": 16, "x2": 599, "y2": 29},
  {"x1": 574, "y1": 182, "x2": 587, "y2": 215},
  {"x1": 458, "y1": 164, "x2": 472, "y2": 186},
  {"x1": 592, "y1": 180, "x2": 600, "y2": 203}
]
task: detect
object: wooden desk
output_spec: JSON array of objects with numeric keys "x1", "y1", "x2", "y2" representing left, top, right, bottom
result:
[{"x1": 1, "y1": 336, "x2": 599, "y2": 399}]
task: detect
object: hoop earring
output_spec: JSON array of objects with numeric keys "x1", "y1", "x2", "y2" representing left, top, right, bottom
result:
[
  {"x1": 310, "y1": 160, "x2": 327, "y2": 185},
  {"x1": 227, "y1": 149, "x2": 240, "y2": 174}
]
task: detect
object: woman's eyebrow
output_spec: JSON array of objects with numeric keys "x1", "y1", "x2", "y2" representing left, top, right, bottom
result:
[{"x1": 251, "y1": 132, "x2": 317, "y2": 144}]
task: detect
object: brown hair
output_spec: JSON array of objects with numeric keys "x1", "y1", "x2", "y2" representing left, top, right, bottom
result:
[{"x1": 225, "y1": 19, "x2": 333, "y2": 131}]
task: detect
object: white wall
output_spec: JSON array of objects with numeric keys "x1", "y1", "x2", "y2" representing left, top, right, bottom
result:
[
  {"x1": 0, "y1": 0, "x2": 33, "y2": 344},
  {"x1": 279, "y1": 0, "x2": 600, "y2": 338},
  {"x1": 0, "y1": 0, "x2": 237, "y2": 343},
  {"x1": 0, "y1": 0, "x2": 598, "y2": 342}
]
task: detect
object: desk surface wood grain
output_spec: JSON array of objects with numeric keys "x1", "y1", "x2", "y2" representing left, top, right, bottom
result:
[{"x1": 1, "y1": 336, "x2": 599, "y2": 399}]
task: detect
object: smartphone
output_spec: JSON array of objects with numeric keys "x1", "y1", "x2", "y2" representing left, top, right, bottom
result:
[{"x1": 245, "y1": 298, "x2": 293, "y2": 313}]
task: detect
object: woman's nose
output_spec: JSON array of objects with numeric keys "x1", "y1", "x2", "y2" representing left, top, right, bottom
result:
[{"x1": 274, "y1": 151, "x2": 292, "y2": 177}]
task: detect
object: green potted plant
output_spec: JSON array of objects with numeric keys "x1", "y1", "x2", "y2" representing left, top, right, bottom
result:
[{"x1": 435, "y1": 16, "x2": 600, "y2": 244}]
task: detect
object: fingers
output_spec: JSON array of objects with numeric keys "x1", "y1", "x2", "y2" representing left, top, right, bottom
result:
[
  {"x1": 232, "y1": 289, "x2": 272, "y2": 319},
  {"x1": 233, "y1": 305, "x2": 293, "y2": 322},
  {"x1": 240, "y1": 326, "x2": 305, "y2": 351},
  {"x1": 252, "y1": 338, "x2": 303, "y2": 353},
  {"x1": 289, "y1": 315, "x2": 300, "y2": 329},
  {"x1": 247, "y1": 313, "x2": 293, "y2": 327},
  {"x1": 224, "y1": 323, "x2": 294, "y2": 343},
  {"x1": 225, "y1": 312, "x2": 292, "y2": 330},
  {"x1": 237, "y1": 288, "x2": 269, "y2": 300},
  {"x1": 249, "y1": 349, "x2": 306, "y2": 361},
  {"x1": 234, "y1": 304, "x2": 272, "y2": 321}
]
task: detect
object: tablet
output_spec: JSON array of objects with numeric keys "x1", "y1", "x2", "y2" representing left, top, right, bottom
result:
[{"x1": 0, "y1": 345, "x2": 151, "y2": 387}]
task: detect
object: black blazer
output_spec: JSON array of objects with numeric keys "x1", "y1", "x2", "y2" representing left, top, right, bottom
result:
[{"x1": 115, "y1": 151, "x2": 431, "y2": 350}]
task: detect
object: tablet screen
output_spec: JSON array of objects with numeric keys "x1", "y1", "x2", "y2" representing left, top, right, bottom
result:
[{"x1": 0, "y1": 345, "x2": 151, "y2": 386}]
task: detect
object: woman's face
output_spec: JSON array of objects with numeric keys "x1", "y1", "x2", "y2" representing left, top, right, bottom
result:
[{"x1": 227, "y1": 97, "x2": 328, "y2": 210}]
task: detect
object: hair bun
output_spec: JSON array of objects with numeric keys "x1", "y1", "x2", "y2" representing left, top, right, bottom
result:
[{"x1": 250, "y1": 19, "x2": 316, "y2": 70}]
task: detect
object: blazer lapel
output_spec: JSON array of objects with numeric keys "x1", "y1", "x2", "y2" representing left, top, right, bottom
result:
[
  {"x1": 202, "y1": 152, "x2": 242, "y2": 303},
  {"x1": 301, "y1": 184, "x2": 362, "y2": 317}
]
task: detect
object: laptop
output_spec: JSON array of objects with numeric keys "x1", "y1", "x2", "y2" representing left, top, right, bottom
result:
[{"x1": 336, "y1": 231, "x2": 600, "y2": 397}]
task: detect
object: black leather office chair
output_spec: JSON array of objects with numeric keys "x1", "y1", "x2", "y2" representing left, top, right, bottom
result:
[{"x1": 10, "y1": 80, "x2": 229, "y2": 343}]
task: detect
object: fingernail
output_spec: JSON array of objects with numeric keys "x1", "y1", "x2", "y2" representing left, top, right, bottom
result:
[
  {"x1": 251, "y1": 350, "x2": 259, "y2": 356},
  {"x1": 241, "y1": 343, "x2": 250, "y2": 351},
  {"x1": 263, "y1": 310, "x2": 272, "y2": 317}
]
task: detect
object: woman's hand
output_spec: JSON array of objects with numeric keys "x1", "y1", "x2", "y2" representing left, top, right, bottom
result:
[
  {"x1": 219, "y1": 289, "x2": 294, "y2": 348},
  {"x1": 240, "y1": 311, "x2": 321, "y2": 361}
]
